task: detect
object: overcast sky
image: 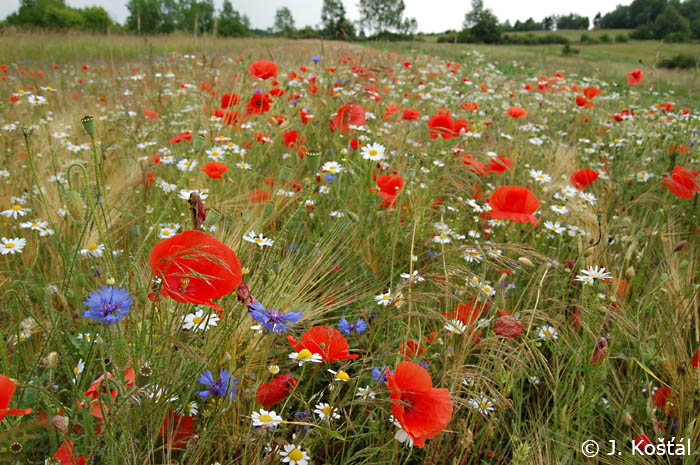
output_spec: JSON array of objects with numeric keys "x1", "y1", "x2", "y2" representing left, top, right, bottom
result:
[{"x1": 1, "y1": 0, "x2": 633, "y2": 32}]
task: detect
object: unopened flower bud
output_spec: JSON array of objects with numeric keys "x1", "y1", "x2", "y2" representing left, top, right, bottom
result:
[
  {"x1": 278, "y1": 166, "x2": 292, "y2": 183},
  {"x1": 674, "y1": 240, "x2": 687, "y2": 253},
  {"x1": 65, "y1": 190, "x2": 85, "y2": 223},
  {"x1": 223, "y1": 352, "x2": 232, "y2": 363},
  {"x1": 51, "y1": 415, "x2": 69, "y2": 433},
  {"x1": 625, "y1": 266, "x2": 635, "y2": 278},
  {"x1": 518, "y1": 257, "x2": 534, "y2": 267},
  {"x1": 45, "y1": 352, "x2": 59, "y2": 367},
  {"x1": 193, "y1": 135, "x2": 205, "y2": 153}
]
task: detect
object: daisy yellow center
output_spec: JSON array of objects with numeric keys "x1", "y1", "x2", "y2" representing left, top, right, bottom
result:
[
  {"x1": 87, "y1": 243, "x2": 98, "y2": 251},
  {"x1": 288, "y1": 449, "x2": 303, "y2": 461},
  {"x1": 297, "y1": 349, "x2": 313, "y2": 361},
  {"x1": 5, "y1": 242, "x2": 14, "y2": 248},
  {"x1": 322, "y1": 405, "x2": 332, "y2": 415},
  {"x1": 369, "y1": 149, "x2": 377, "y2": 156},
  {"x1": 336, "y1": 371, "x2": 349, "y2": 381},
  {"x1": 439, "y1": 235, "x2": 446, "y2": 240},
  {"x1": 12, "y1": 205, "x2": 21, "y2": 210},
  {"x1": 73, "y1": 366, "x2": 80, "y2": 376},
  {"x1": 259, "y1": 414, "x2": 273, "y2": 423},
  {"x1": 254, "y1": 238, "x2": 263, "y2": 243},
  {"x1": 192, "y1": 316, "x2": 204, "y2": 324},
  {"x1": 162, "y1": 230, "x2": 171, "y2": 236},
  {"x1": 480, "y1": 400, "x2": 490, "y2": 409}
]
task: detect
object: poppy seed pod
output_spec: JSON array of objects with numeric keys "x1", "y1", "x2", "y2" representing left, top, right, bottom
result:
[
  {"x1": 305, "y1": 149, "x2": 321, "y2": 172},
  {"x1": 278, "y1": 166, "x2": 292, "y2": 183},
  {"x1": 193, "y1": 135, "x2": 205, "y2": 153},
  {"x1": 81, "y1": 115, "x2": 95, "y2": 137}
]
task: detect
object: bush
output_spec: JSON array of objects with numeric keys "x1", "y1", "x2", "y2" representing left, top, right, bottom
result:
[
  {"x1": 658, "y1": 54, "x2": 698, "y2": 69},
  {"x1": 539, "y1": 34, "x2": 570, "y2": 45},
  {"x1": 561, "y1": 44, "x2": 580, "y2": 56},
  {"x1": 615, "y1": 33, "x2": 629, "y2": 43},
  {"x1": 503, "y1": 33, "x2": 568, "y2": 45},
  {"x1": 630, "y1": 25, "x2": 653, "y2": 40},
  {"x1": 599, "y1": 33, "x2": 612, "y2": 43},
  {"x1": 580, "y1": 33, "x2": 598, "y2": 44},
  {"x1": 664, "y1": 32, "x2": 689, "y2": 43},
  {"x1": 437, "y1": 34, "x2": 457, "y2": 43}
]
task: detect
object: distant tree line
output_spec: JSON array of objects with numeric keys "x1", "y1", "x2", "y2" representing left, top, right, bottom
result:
[
  {"x1": 5, "y1": 0, "x2": 113, "y2": 32},
  {"x1": 445, "y1": 0, "x2": 699, "y2": 45}
]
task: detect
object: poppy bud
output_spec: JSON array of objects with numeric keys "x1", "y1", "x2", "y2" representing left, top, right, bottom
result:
[
  {"x1": 65, "y1": 189, "x2": 85, "y2": 223},
  {"x1": 262, "y1": 203, "x2": 274, "y2": 218},
  {"x1": 278, "y1": 165, "x2": 292, "y2": 183},
  {"x1": 203, "y1": 210, "x2": 220, "y2": 226},
  {"x1": 237, "y1": 283, "x2": 251, "y2": 303},
  {"x1": 623, "y1": 412, "x2": 633, "y2": 426},
  {"x1": 52, "y1": 415, "x2": 69, "y2": 433},
  {"x1": 674, "y1": 240, "x2": 687, "y2": 252},
  {"x1": 45, "y1": 285, "x2": 68, "y2": 312},
  {"x1": 188, "y1": 192, "x2": 206, "y2": 230},
  {"x1": 112, "y1": 337, "x2": 130, "y2": 370},
  {"x1": 223, "y1": 352, "x2": 232, "y2": 363},
  {"x1": 518, "y1": 257, "x2": 534, "y2": 267},
  {"x1": 81, "y1": 115, "x2": 95, "y2": 137},
  {"x1": 193, "y1": 135, "x2": 205, "y2": 153},
  {"x1": 625, "y1": 266, "x2": 635, "y2": 278}
]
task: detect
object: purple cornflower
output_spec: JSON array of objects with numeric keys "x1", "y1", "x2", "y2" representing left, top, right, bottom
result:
[
  {"x1": 249, "y1": 301, "x2": 303, "y2": 335},
  {"x1": 197, "y1": 369, "x2": 237, "y2": 400},
  {"x1": 82, "y1": 285, "x2": 133, "y2": 324},
  {"x1": 311, "y1": 56, "x2": 321, "y2": 63},
  {"x1": 337, "y1": 317, "x2": 368, "y2": 336},
  {"x1": 371, "y1": 367, "x2": 390, "y2": 383}
]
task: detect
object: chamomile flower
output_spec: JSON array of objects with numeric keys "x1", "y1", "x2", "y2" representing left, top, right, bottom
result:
[
  {"x1": 1, "y1": 204, "x2": 31, "y2": 219},
  {"x1": 328, "y1": 369, "x2": 350, "y2": 382},
  {"x1": 182, "y1": 309, "x2": 220, "y2": 331},
  {"x1": 469, "y1": 396, "x2": 495, "y2": 416},
  {"x1": 176, "y1": 158, "x2": 197, "y2": 171},
  {"x1": 550, "y1": 205, "x2": 569, "y2": 215},
  {"x1": 289, "y1": 349, "x2": 322, "y2": 366},
  {"x1": 529, "y1": 169, "x2": 551, "y2": 183},
  {"x1": 243, "y1": 231, "x2": 274, "y2": 248},
  {"x1": 251, "y1": 409, "x2": 283, "y2": 428},
  {"x1": 463, "y1": 248, "x2": 483, "y2": 263},
  {"x1": 433, "y1": 233, "x2": 451, "y2": 244},
  {"x1": 72, "y1": 359, "x2": 85, "y2": 382},
  {"x1": 400, "y1": 270, "x2": 424, "y2": 283},
  {"x1": 158, "y1": 224, "x2": 179, "y2": 239},
  {"x1": 360, "y1": 142, "x2": 386, "y2": 161},
  {"x1": 374, "y1": 291, "x2": 392, "y2": 306},
  {"x1": 1, "y1": 237, "x2": 27, "y2": 255},
  {"x1": 268, "y1": 365, "x2": 280, "y2": 375},
  {"x1": 321, "y1": 161, "x2": 343, "y2": 174},
  {"x1": 314, "y1": 402, "x2": 341, "y2": 420},
  {"x1": 356, "y1": 385, "x2": 376, "y2": 399},
  {"x1": 280, "y1": 444, "x2": 310, "y2": 465},
  {"x1": 538, "y1": 325, "x2": 558, "y2": 340},
  {"x1": 236, "y1": 161, "x2": 252, "y2": 170},
  {"x1": 577, "y1": 265, "x2": 612, "y2": 283},
  {"x1": 444, "y1": 319, "x2": 468, "y2": 334},
  {"x1": 80, "y1": 242, "x2": 104, "y2": 258}
]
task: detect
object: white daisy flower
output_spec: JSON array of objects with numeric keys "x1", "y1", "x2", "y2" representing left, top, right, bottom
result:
[
  {"x1": 79, "y1": 242, "x2": 104, "y2": 258},
  {"x1": 374, "y1": 291, "x2": 392, "y2": 306},
  {"x1": 314, "y1": 402, "x2": 341, "y2": 420},
  {"x1": 243, "y1": 230, "x2": 274, "y2": 248},
  {"x1": 321, "y1": 161, "x2": 343, "y2": 174},
  {"x1": 288, "y1": 349, "x2": 323, "y2": 366},
  {"x1": 361, "y1": 142, "x2": 386, "y2": 161},
  {"x1": 280, "y1": 444, "x2": 310, "y2": 465},
  {"x1": 469, "y1": 396, "x2": 494, "y2": 416},
  {"x1": 182, "y1": 309, "x2": 220, "y2": 331},
  {"x1": 538, "y1": 325, "x2": 558, "y2": 340},
  {"x1": 251, "y1": 409, "x2": 283, "y2": 428}
]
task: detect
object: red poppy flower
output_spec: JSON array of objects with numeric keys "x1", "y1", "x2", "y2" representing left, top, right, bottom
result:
[
  {"x1": 494, "y1": 314, "x2": 524, "y2": 338},
  {"x1": 283, "y1": 130, "x2": 307, "y2": 157},
  {"x1": 400, "y1": 340, "x2": 425, "y2": 359},
  {"x1": 220, "y1": 92, "x2": 241, "y2": 109},
  {"x1": 170, "y1": 131, "x2": 192, "y2": 144},
  {"x1": 652, "y1": 386, "x2": 673, "y2": 414},
  {"x1": 590, "y1": 337, "x2": 608, "y2": 366},
  {"x1": 487, "y1": 156, "x2": 512, "y2": 174},
  {"x1": 330, "y1": 104, "x2": 366, "y2": 133},
  {"x1": 201, "y1": 161, "x2": 229, "y2": 180},
  {"x1": 384, "y1": 102, "x2": 400, "y2": 120},
  {"x1": 143, "y1": 109, "x2": 159, "y2": 120},
  {"x1": 248, "y1": 60, "x2": 278, "y2": 80},
  {"x1": 159, "y1": 410, "x2": 196, "y2": 450},
  {"x1": 507, "y1": 106, "x2": 527, "y2": 118},
  {"x1": 0, "y1": 374, "x2": 32, "y2": 421},
  {"x1": 427, "y1": 109, "x2": 456, "y2": 139},
  {"x1": 249, "y1": 188, "x2": 272, "y2": 203},
  {"x1": 53, "y1": 439, "x2": 87, "y2": 465},
  {"x1": 287, "y1": 326, "x2": 358, "y2": 362},
  {"x1": 385, "y1": 361, "x2": 453, "y2": 448},
  {"x1": 149, "y1": 230, "x2": 242, "y2": 315},
  {"x1": 462, "y1": 155, "x2": 487, "y2": 176},
  {"x1": 245, "y1": 92, "x2": 272, "y2": 116},
  {"x1": 692, "y1": 348, "x2": 699, "y2": 368},
  {"x1": 627, "y1": 68, "x2": 643, "y2": 85},
  {"x1": 634, "y1": 435, "x2": 652, "y2": 451},
  {"x1": 256, "y1": 374, "x2": 299, "y2": 407},
  {"x1": 583, "y1": 86, "x2": 602, "y2": 100},
  {"x1": 401, "y1": 108, "x2": 420, "y2": 121},
  {"x1": 375, "y1": 174, "x2": 404, "y2": 207},
  {"x1": 575, "y1": 95, "x2": 592, "y2": 108},
  {"x1": 660, "y1": 165, "x2": 699, "y2": 199},
  {"x1": 570, "y1": 169, "x2": 599, "y2": 189},
  {"x1": 486, "y1": 185, "x2": 540, "y2": 227}
]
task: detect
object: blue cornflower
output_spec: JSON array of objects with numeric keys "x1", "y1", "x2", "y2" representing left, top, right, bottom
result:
[
  {"x1": 82, "y1": 285, "x2": 133, "y2": 324},
  {"x1": 371, "y1": 366, "x2": 391, "y2": 383},
  {"x1": 249, "y1": 301, "x2": 303, "y2": 335},
  {"x1": 197, "y1": 369, "x2": 237, "y2": 400},
  {"x1": 337, "y1": 317, "x2": 368, "y2": 336},
  {"x1": 290, "y1": 99, "x2": 299, "y2": 105},
  {"x1": 252, "y1": 88, "x2": 263, "y2": 94},
  {"x1": 311, "y1": 56, "x2": 321, "y2": 63},
  {"x1": 325, "y1": 174, "x2": 338, "y2": 182}
]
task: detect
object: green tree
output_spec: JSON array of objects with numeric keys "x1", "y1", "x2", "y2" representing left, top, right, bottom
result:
[
  {"x1": 599, "y1": 5, "x2": 631, "y2": 28},
  {"x1": 556, "y1": 13, "x2": 589, "y2": 30},
  {"x1": 321, "y1": 0, "x2": 355, "y2": 39},
  {"x1": 652, "y1": 4, "x2": 690, "y2": 39},
  {"x1": 459, "y1": 0, "x2": 501, "y2": 44},
  {"x1": 126, "y1": 0, "x2": 178, "y2": 34},
  {"x1": 357, "y1": 0, "x2": 407, "y2": 35},
  {"x1": 177, "y1": 0, "x2": 215, "y2": 35},
  {"x1": 81, "y1": 6, "x2": 112, "y2": 33},
  {"x1": 217, "y1": 0, "x2": 249, "y2": 37},
  {"x1": 273, "y1": 6, "x2": 295, "y2": 37}
]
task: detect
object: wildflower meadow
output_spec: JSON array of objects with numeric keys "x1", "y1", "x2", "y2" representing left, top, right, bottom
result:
[{"x1": 0, "y1": 35, "x2": 699, "y2": 464}]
